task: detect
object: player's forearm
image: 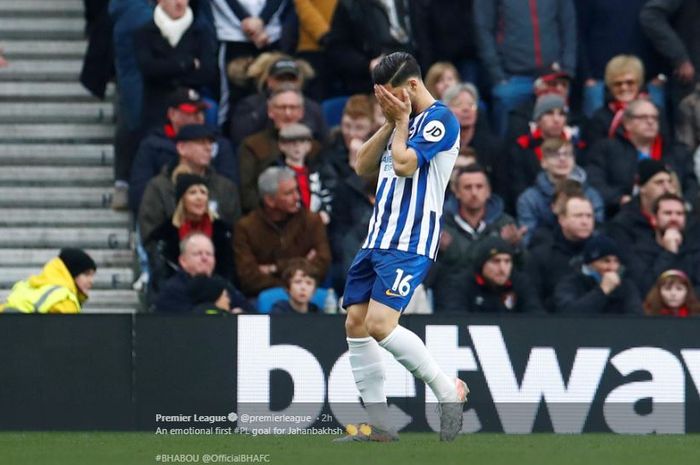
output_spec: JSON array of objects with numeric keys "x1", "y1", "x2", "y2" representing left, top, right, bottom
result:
[
  {"x1": 355, "y1": 122, "x2": 395, "y2": 176},
  {"x1": 391, "y1": 118, "x2": 418, "y2": 177}
]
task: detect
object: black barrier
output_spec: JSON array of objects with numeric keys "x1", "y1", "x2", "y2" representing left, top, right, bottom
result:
[{"x1": 1, "y1": 314, "x2": 699, "y2": 433}]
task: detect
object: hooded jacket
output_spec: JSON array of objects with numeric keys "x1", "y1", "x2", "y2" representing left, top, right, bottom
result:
[
  {"x1": 516, "y1": 167, "x2": 604, "y2": 245},
  {"x1": 1, "y1": 258, "x2": 86, "y2": 314}
]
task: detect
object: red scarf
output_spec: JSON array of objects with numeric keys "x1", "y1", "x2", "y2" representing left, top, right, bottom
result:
[
  {"x1": 516, "y1": 128, "x2": 570, "y2": 161},
  {"x1": 289, "y1": 165, "x2": 311, "y2": 210},
  {"x1": 178, "y1": 214, "x2": 213, "y2": 240},
  {"x1": 164, "y1": 123, "x2": 177, "y2": 139},
  {"x1": 659, "y1": 306, "x2": 690, "y2": 317}
]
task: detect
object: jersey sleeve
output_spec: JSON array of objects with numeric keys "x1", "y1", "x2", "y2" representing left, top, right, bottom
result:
[{"x1": 406, "y1": 107, "x2": 460, "y2": 167}]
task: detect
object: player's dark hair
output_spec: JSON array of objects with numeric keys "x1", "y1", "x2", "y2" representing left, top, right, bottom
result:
[{"x1": 372, "y1": 52, "x2": 422, "y2": 86}]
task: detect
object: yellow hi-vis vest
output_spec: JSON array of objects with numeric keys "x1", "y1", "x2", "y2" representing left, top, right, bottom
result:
[{"x1": 3, "y1": 281, "x2": 81, "y2": 314}]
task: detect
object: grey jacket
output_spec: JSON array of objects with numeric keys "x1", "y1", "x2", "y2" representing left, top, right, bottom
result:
[{"x1": 473, "y1": 0, "x2": 577, "y2": 84}]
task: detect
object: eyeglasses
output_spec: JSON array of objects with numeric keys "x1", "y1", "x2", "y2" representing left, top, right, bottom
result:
[
  {"x1": 612, "y1": 79, "x2": 637, "y2": 88},
  {"x1": 628, "y1": 113, "x2": 659, "y2": 122}
]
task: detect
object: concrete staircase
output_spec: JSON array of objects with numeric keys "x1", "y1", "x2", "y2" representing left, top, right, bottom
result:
[{"x1": 0, "y1": 0, "x2": 138, "y2": 313}]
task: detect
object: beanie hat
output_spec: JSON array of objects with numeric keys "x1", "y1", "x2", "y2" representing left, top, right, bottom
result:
[
  {"x1": 533, "y1": 94, "x2": 567, "y2": 121},
  {"x1": 187, "y1": 275, "x2": 228, "y2": 305},
  {"x1": 279, "y1": 123, "x2": 312, "y2": 141},
  {"x1": 175, "y1": 124, "x2": 215, "y2": 143},
  {"x1": 473, "y1": 236, "x2": 514, "y2": 273},
  {"x1": 59, "y1": 248, "x2": 97, "y2": 277},
  {"x1": 583, "y1": 235, "x2": 620, "y2": 264},
  {"x1": 175, "y1": 173, "x2": 207, "y2": 204},
  {"x1": 637, "y1": 158, "x2": 669, "y2": 186}
]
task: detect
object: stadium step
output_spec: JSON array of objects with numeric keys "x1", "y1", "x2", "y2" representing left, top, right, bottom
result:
[
  {"x1": 0, "y1": 209, "x2": 129, "y2": 227},
  {"x1": 0, "y1": 249, "x2": 133, "y2": 267},
  {"x1": 0, "y1": 102, "x2": 113, "y2": 123},
  {"x1": 0, "y1": 59, "x2": 83, "y2": 82},
  {"x1": 0, "y1": 166, "x2": 112, "y2": 186},
  {"x1": 0, "y1": 0, "x2": 83, "y2": 16},
  {"x1": 0, "y1": 82, "x2": 113, "y2": 101},
  {"x1": 0, "y1": 267, "x2": 134, "y2": 290},
  {"x1": 0, "y1": 40, "x2": 87, "y2": 59},
  {"x1": 0, "y1": 124, "x2": 114, "y2": 142},
  {"x1": 0, "y1": 144, "x2": 113, "y2": 166},
  {"x1": 0, "y1": 187, "x2": 113, "y2": 208},
  {"x1": 0, "y1": 18, "x2": 84, "y2": 40},
  {"x1": 0, "y1": 228, "x2": 131, "y2": 249}
]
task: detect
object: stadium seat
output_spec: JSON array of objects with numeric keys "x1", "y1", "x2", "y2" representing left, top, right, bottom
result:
[
  {"x1": 321, "y1": 96, "x2": 350, "y2": 127},
  {"x1": 257, "y1": 287, "x2": 329, "y2": 313}
]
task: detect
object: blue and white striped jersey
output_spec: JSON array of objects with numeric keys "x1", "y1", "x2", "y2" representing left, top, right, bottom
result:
[{"x1": 362, "y1": 101, "x2": 459, "y2": 260}]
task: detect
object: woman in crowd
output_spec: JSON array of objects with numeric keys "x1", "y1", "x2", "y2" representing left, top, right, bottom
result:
[{"x1": 643, "y1": 269, "x2": 700, "y2": 317}]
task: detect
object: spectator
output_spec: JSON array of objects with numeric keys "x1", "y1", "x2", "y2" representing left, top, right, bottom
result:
[
  {"x1": 473, "y1": 0, "x2": 577, "y2": 137},
  {"x1": 586, "y1": 99, "x2": 697, "y2": 216},
  {"x1": 324, "y1": 0, "x2": 412, "y2": 94},
  {"x1": 676, "y1": 82, "x2": 700, "y2": 151},
  {"x1": 230, "y1": 54, "x2": 328, "y2": 145},
  {"x1": 508, "y1": 94, "x2": 583, "y2": 209},
  {"x1": 210, "y1": 0, "x2": 289, "y2": 124},
  {"x1": 443, "y1": 83, "x2": 506, "y2": 198},
  {"x1": 129, "y1": 87, "x2": 238, "y2": 214},
  {"x1": 440, "y1": 236, "x2": 541, "y2": 313},
  {"x1": 320, "y1": 94, "x2": 374, "y2": 192},
  {"x1": 134, "y1": 0, "x2": 217, "y2": 132},
  {"x1": 424, "y1": 62, "x2": 460, "y2": 100},
  {"x1": 443, "y1": 147, "x2": 478, "y2": 215},
  {"x1": 428, "y1": 165, "x2": 524, "y2": 311},
  {"x1": 506, "y1": 67, "x2": 580, "y2": 142},
  {"x1": 0, "y1": 46, "x2": 8, "y2": 67},
  {"x1": 553, "y1": 234, "x2": 642, "y2": 314},
  {"x1": 586, "y1": 55, "x2": 668, "y2": 145},
  {"x1": 411, "y1": 0, "x2": 479, "y2": 83},
  {"x1": 640, "y1": 0, "x2": 700, "y2": 103},
  {"x1": 144, "y1": 173, "x2": 235, "y2": 294},
  {"x1": 238, "y1": 85, "x2": 323, "y2": 213},
  {"x1": 628, "y1": 193, "x2": 700, "y2": 295},
  {"x1": 1, "y1": 249, "x2": 96, "y2": 314},
  {"x1": 187, "y1": 274, "x2": 236, "y2": 314},
  {"x1": 233, "y1": 167, "x2": 331, "y2": 296},
  {"x1": 138, "y1": 124, "x2": 241, "y2": 243},
  {"x1": 575, "y1": 0, "x2": 666, "y2": 118},
  {"x1": 643, "y1": 269, "x2": 700, "y2": 317},
  {"x1": 155, "y1": 233, "x2": 251, "y2": 313},
  {"x1": 525, "y1": 195, "x2": 595, "y2": 310},
  {"x1": 605, "y1": 159, "x2": 676, "y2": 247},
  {"x1": 278, "y1": 123, "x2": 332, "y2": 223},
  {"x1": 293, "y1": 0, "x2": 339, "y2": 100},
  {"x1": 270, "y1": 258, "x2": 322, "y2": 314},
  {"x1": 516, "y1": 138, "x2": 604, "y2": 245}
]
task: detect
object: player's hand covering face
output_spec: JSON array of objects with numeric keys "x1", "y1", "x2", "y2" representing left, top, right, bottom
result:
[{"x1": 374, "y1": 84, "x2": 411, "y2": 123}]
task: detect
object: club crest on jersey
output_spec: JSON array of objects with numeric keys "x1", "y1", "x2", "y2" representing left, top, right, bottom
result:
[{"x1": 423, "y1": 120, "x2": 445, "y2": 142}]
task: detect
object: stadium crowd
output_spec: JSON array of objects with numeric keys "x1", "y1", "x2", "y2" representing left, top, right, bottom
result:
[{"x1": 3, "y1": 0, "x2": 700, "y2": 316}]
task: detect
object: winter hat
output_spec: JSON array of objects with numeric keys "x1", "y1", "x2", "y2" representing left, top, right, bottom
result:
[
  {"x1": 59, "y1": 248, "x2": 97, "y2": 277},
  {"x1": 637, "y1": 158, "x2": 669, "y2": 186},
  {"x1": 279, "y1": 123, "x2": 312, "y2": 141},
  {"x1": 583, "y1": 235, "x2": 620, "y2": 264},
  {"x1": 175, "y1": 173, "x2": 207, "y2": 204},
  {"x1": 175, "y1": 124, "x2": 216, "y2": 143},
  {"x1": 473, "y1": 236, "x2": 514, "y2": 273},
  {"x1": 533, "y1": 94, "x2": 567, "y2": 121},
  {"x1": 187, "y1": 275, "x2": 228, "y2": 305}
]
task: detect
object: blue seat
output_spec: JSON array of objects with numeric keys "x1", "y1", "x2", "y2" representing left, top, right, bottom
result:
[
  {"x1": 257, "y1": 287, "x2": 329, "y2": 313},
  {"x1": 321, "y1": 96, "x2": 350, "y2": 127}
]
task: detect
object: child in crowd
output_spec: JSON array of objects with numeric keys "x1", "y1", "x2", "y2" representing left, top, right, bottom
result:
[
  {"x1": 278, "y1": 123, "x2": 332, "y2": 224},
  {"x1": 643, "y1": 269, "x2": 700, "y2": 317},
  {"x1": 271, "y1": 259, "x2": 320, "y2": 315}
]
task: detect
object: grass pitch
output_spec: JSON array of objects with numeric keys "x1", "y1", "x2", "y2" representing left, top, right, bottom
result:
[{"x1": 0, "y1": 432, "x2": 698, "y2": 465}]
